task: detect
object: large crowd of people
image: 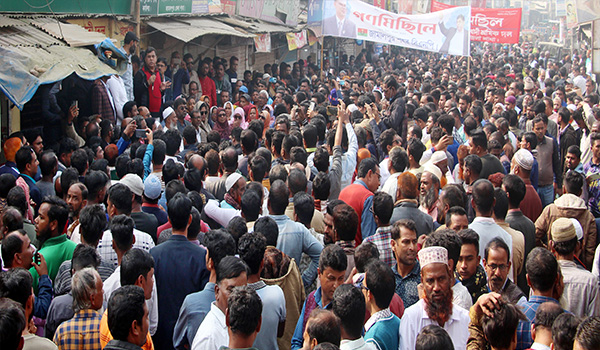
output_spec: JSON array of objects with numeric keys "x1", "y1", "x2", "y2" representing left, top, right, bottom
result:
[{"x1": 1, "y1": 31, "x2": 600, "y2": 350}]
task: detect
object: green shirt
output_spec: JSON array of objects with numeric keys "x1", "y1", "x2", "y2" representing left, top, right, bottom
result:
[{"x1": 30, "y1": 234, "x2": 77, "y2": 293}]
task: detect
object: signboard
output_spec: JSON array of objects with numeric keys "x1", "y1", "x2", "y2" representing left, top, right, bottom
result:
[
  {"x1": 431, "y1": 0, "x2": 521, "y2": 44},
  {"x1": 254, "y1": 34, "x2": 271, "y2": 52},
  {"x1": 310, "y1": 0, "x2": 471, "y2": 56},
  {"x1": 67, "y1": 18, "x2": 135, "y2": 45},
  {"x1": 237, "y1": 0, "x2": 300, "y2": 27},
  {"x1": 0, "y1": 0, "x2": 130, "y2": 15},
  {"x1": 286, "y1": 30, "x2": 308, "y2": 50},
  {"x1": 141, "y1": 0, "x2": 223, "y2": 15}
]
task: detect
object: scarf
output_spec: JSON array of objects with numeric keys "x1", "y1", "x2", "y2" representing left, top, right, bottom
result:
[
  {"x1": 212, "y1": 107, "x2": 231, "y2": 141},
  {"x1": 231, "y1": 106, "x2": 248, "y2": 129},
  {"x1": 243, "y1": 104, "x2": 259, "y2": 123},
  {"x1": 224, "y1": 193, "x2": 241, "y2": 210},
  {"x1": 456, "y1": 264, "x2": 488, "y2": 304},
  {"x1": 142, "y1": 66, "x2": 162, "y2": 113}
]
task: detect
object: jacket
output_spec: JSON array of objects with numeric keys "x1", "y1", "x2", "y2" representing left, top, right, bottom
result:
[
  {"x1": 263, "y1": 257, "x2": 305, "y2": 350},
  {"x1": 535, "y1": 193, "x2": 597, "y2": 269}
]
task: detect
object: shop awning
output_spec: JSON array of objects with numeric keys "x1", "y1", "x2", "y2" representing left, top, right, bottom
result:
[
  {"x1": 220, "y1": 17, "x2": 300, "y2": 34},
  {"x1": 146, "y1": 17, "x2": 255, "y2": 43},
  {"x1": 0, "y1": 15, "x2": 121, "y2": 110},
  {"x1": 29, "y1": 17, "x2": 108, "y2": 47},
  {"x1": 0, "y1": 45, "x2": 119, "y2": 110}
]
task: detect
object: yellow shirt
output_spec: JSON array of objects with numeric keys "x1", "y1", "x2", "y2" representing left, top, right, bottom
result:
[{"x1": 99, "y1": 309, "x2": 154, "y2": 350}]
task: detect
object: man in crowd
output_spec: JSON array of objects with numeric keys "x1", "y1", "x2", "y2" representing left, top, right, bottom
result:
[{"x1": 399, "y1": 246, "x2": 470, "y2": 350}]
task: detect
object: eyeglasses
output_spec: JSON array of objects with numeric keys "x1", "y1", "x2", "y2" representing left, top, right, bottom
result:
[{"x1": 487, "y1": 264, "x2": 509, "y2": 272}]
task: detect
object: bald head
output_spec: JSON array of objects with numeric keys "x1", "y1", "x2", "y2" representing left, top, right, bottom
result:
[
  {"x1": 188, "y1": 154, "x2": 207, "y2": 173},
  {"x1": 534, "y1": 301, "x2": 564, "y2": 330},
  {"x1": 2, "y1": 207, "x2": 23, "y2": 237},
  {"x1": 222, "y1": 147, "x2": 238, "y2": 172}
]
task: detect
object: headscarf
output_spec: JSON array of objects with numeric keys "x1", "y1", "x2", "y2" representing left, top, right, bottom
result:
[
  {"x1": 243, "y1": 104, "x2": 259, "y2": 123},
  {"x1": 224, "y1": 101, "x2": 235, "y2": 122},
  {"x1": 194, "y1": 101, "x2": 212, "y2": 142},
  {"x1": 212, "y1": 107, "x2": 232, "y2": 141},
  {"x1": 231, "y1": 107, "x2": 248, "y2": 129}
]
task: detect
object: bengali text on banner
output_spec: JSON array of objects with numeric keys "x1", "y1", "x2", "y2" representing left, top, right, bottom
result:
[
  {"x1": 430, "y1": 0, "x2": 521, "y2": 44},
  {"x1": 309, "y1": 0, "x2": 471, "y2": 56}
]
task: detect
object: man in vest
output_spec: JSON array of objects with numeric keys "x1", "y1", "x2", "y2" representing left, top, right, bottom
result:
[
  {"x1": 338, "y1": 157, "x2": 380, "y2": 244},
  {"x1": 291, "y1": 244, "x2": 347, "y2": 350}
]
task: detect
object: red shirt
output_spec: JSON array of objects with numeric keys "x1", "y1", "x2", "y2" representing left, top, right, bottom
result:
[{"x1": 199, "y1": 75, "x2": 217, "y2": 107}]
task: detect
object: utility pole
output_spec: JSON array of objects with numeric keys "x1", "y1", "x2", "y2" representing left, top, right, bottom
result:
[{"x1": 133, "y1": 0, "x2": 141, "y2": 55}]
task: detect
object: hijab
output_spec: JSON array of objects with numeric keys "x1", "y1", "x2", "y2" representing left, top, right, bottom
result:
[
  {"x1": 212, "y1": 107, "x2": 232, "y2": 141},
  {"x1": 231, "y1": 107, "x2": 248, "y2": 129}
]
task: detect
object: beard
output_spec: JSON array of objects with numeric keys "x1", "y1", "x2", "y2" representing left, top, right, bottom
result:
[
  {"x1": 424, "y1": 286, "x2": 454, "y2": 326},
  {"x1": 420, "y1": 187, "x2": 438, "y2": 209},
  {"x1": 37, "y1": 228, "x2": 52, "y2": 247}
]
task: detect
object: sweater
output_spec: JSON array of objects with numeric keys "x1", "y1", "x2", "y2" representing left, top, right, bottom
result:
[
  {"x1": 339, "y1": 180, "x2": 374, "y2": 243},
  {"x1": 364, "y1": 312, "x2": 401, "y2": 350}
]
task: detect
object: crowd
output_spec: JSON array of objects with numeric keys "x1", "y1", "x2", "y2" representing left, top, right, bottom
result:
[{"x1": 1, "y1": 30, "x2": 600, "y2": 350}]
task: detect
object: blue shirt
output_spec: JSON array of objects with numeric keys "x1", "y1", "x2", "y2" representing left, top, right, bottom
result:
[
  {"x1": 172, "y1": 281, "x2": 216, "y2": 350},
  {"x1": 291, "y1": 287, "x2": 329, "y2": 350},
  {"x1": 530, "y1": 158, "x2": 539, "y2": 190},
  {"x1": 516, "y1": 295, "x2": 561, "y2": 350},
  {"x1": 150, "y1": 234, "x2": 210, "y2": 350},
  {"x1": 270, "y1": 214, "x2": 323, "y2": 287},
  {"x1": 354, "y1": 179, "x2": 377, "y2": 240},
  {"x1": 392, "y1": 261, "x2": 421, "y2": 308}
]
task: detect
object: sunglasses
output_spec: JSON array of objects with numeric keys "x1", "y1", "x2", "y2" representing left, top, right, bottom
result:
[
  {"x1": 219, "y1": 113, "x2": 227, "y2": 117},
  {"x1": 235, "y1": 115, "x2": 242, "y2": 119},
  {"x1": 200, "y1": 111, "x2": 208, "y2": 115}
]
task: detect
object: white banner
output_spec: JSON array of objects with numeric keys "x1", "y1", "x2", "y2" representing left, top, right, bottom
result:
[{"x1": 312, "y1": 0, "x2": 471, "y2": 56}]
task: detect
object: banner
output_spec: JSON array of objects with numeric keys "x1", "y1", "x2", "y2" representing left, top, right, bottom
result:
[
  {"x1": 286, "y1": 30, "x2": 308, "y2": 51},
  {"x1": 254, "y1": 34, "x2": 271, "y2": 53},
  {"x1": 309, "y1": 0, "x2": 471, "y2": 56},
  {"x1": 431, "y1": 0, "x2": 521, "y2": 44},
  {"x1": 237, "y1": 0, "x2": 301, "y2": 27}
]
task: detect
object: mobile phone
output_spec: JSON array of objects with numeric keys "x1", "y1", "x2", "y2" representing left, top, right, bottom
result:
[
  {"x1": 71, "y1": 100, "x2": 78, "y2": 108},
  {"x1": 34, "y1": 252, "x2": 41, "y2": 265},
  {"x1": 309, "y1": 101, "x2": 316, "y2": 112},
  {"x1": 367, "y1": 66, "x2": 373, "y2": 72},
  {"x1": 135, "y1": 129, "x2": 147, "y2": 138}
]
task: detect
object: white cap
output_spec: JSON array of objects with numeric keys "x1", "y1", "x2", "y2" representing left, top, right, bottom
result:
[
  {"x1": 162, "y1": 107, "x2": 175, "y2": 119},
  {"x1": 225, "y1": 173, "x2": 244, "y2": 192},
  {"x1": 418, "y1": 246, "x2": 448, "y2": 268}
]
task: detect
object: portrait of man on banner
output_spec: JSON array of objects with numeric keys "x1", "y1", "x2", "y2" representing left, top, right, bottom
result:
[
  {"x1": 323, "y1": 0, "x2": 357, "y2": 38},
  {"x1": 439, "y1": 11, "x2": 470, "y2": 56}
]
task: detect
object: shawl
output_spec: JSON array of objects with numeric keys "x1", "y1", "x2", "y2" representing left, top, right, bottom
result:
[{"x1": 212, "y1": 107, "x2": 232, "y2": 141}]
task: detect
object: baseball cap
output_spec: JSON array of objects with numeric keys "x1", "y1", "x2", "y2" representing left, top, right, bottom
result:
[{"x1": 120, "y1": 173, "x2": 144, "y2": 197}]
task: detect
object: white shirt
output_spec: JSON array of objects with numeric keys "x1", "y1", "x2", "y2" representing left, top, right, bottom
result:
[
  {"x1": 530, "y1": 343, "x2": 552, "y2": 350},
  {"x1": 334, "y1": 122, "x2": 358, "y2": 190},
  {"x1": 106, "y1": 75, "x2": 128, "y2": 125},
  {"x1": 103, "y1": 266, "x2": 159, "y2": 336},
  {"x1": 340, "y1": 337, "x2": 378, "y2": 350},
  {"x1": 381, "y1": 172, "x2": 401, "y2": 202},
  {"x1": 204, "y1": 199, "x2": 241, "y2": 228},
  {"x1": 379, "y1": 157, "x2": 390, "y2": 191},
  {"x1": 191, "y1": 302, "x2": 228, "y2": 350},
  {"x1": 448, "y1": 28, "x2": 465, "y2": 56},
  {"x1": 97, "y1": 228, "x2": 155, "y2": 267},
  {"x1": 399, "y1": 299, "x2": 469, "y2": 350},
  {"x1": 452, "y1": 282, "x2": 473, "y2": 311}
]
